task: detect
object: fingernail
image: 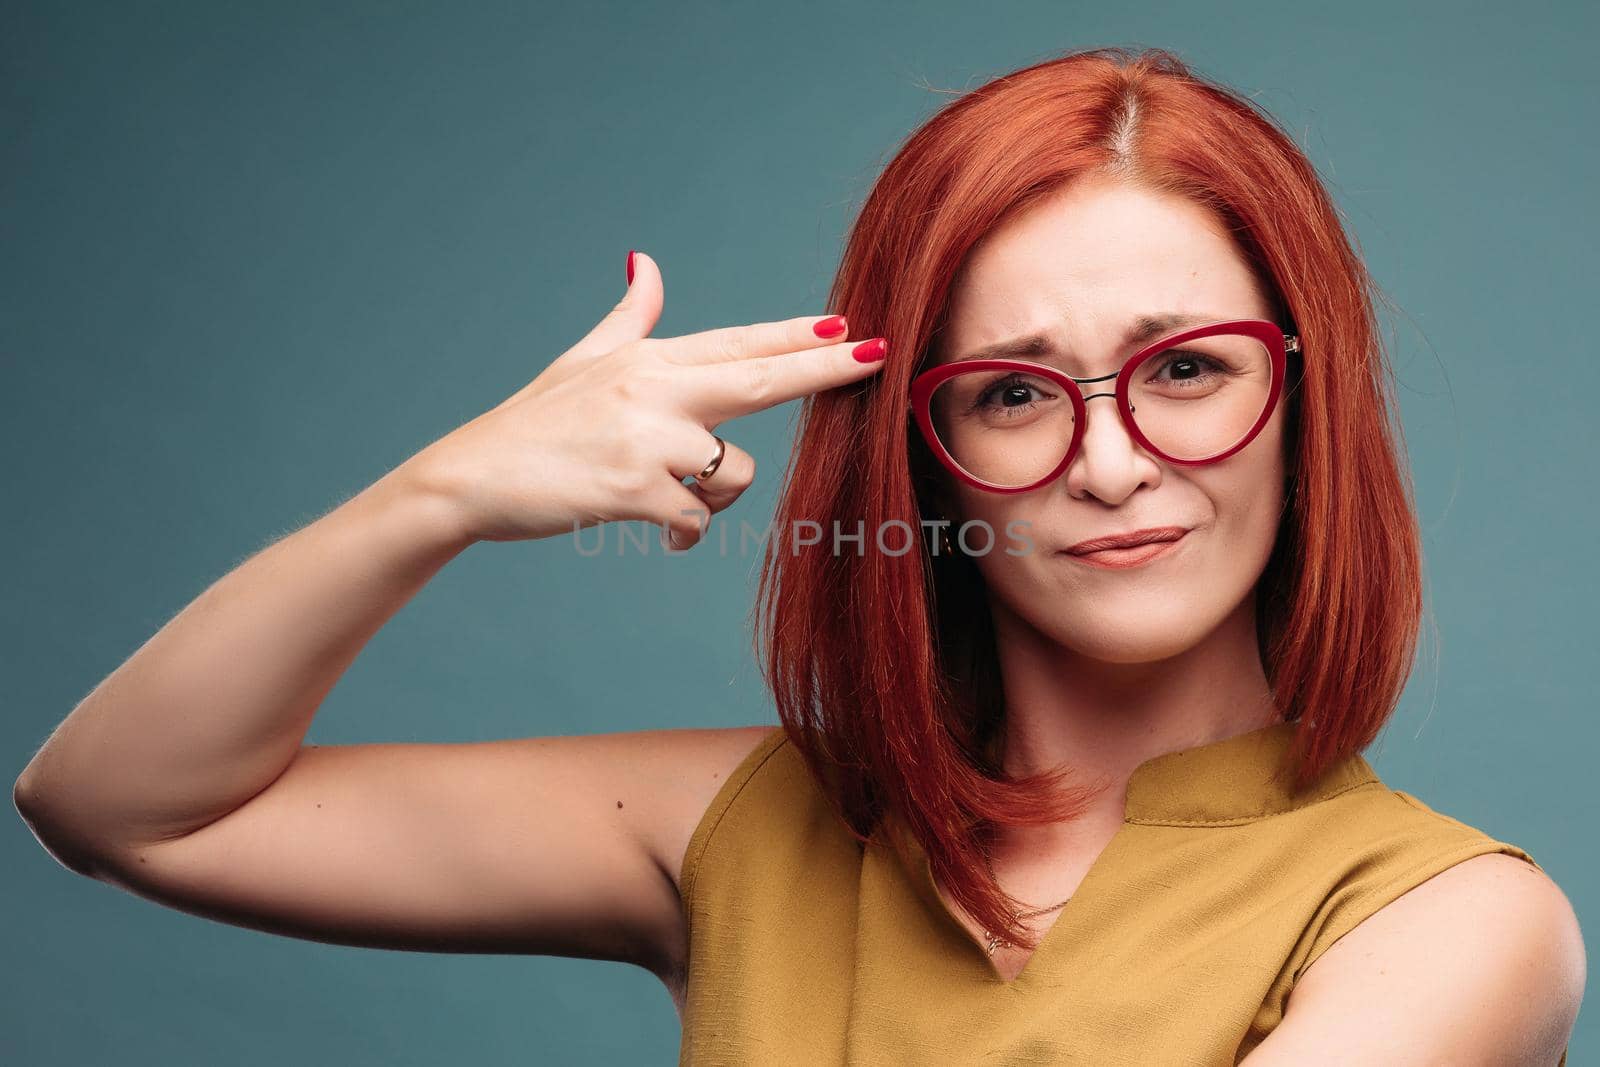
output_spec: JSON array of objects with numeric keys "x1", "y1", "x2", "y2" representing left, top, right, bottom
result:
[
  {"x1": 853, "y1": 337, "x2": 888, "y2": 363},
  {"x1": 626, "y1": 250, "x2": 637, "y2": 287},
  {"x1": 813, "y1": 314, "x2": 847, "y2": 338}
]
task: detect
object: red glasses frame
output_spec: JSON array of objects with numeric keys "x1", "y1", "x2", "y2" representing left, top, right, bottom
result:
[{"x1": 909, "y1": 318, "x2": 1300, "y2": 494}]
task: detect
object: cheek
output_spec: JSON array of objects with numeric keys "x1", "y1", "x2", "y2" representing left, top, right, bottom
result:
[
  {"x1": 1203, "y1": 407, "x2": 1285, "y2": 516},
  {"x1": 1215, "y1": 475, "x2": 1285, "y2": 560},
  {"x1": 1241, "y1": 412, "x2": 1289, "y2": 524},
  {"x1": 1196, "y1": 426, "x2": 1289, "y2": 585},
  {"x1": 946, "y1": 485, "x2": 1028, "y2": 546}
]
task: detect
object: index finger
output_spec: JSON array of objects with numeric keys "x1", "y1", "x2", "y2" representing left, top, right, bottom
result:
[
  {"x1": 679, "y1": 335, "x2": 890, "y2": 423},
  {"x1": 658, "y1": 313, "x2": 852, "y2": 365}
]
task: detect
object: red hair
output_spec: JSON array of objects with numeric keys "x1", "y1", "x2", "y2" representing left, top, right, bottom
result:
[{"x1": 752, "y1": 46, "x2": 1423, "y2": 950}]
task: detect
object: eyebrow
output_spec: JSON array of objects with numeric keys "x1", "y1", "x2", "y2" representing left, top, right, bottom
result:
[{"x1": 949, "y1": 312, "x2": 1221, "y2": 366}]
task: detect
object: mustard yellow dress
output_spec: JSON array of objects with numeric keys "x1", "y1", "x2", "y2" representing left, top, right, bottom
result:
[{"x1": 676, "y1": 720, "x2": 1564, "y2": 1065}]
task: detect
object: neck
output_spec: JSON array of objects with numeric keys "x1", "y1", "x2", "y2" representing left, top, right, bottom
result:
[{"x1": 988, "y1": 594, "x2": 1280, "y2": 847}]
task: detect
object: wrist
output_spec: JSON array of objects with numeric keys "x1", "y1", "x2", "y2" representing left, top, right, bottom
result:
[{"x1": 363, "y1": 460, "x2": 480, "y2": 558}]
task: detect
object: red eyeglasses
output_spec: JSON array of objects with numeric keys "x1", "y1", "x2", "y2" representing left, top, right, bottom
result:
[{"x1": 910, "y1": 318, "x2": 1300, "y2": 494}]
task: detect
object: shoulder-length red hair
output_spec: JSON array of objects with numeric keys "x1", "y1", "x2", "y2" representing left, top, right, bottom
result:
[{"x1": 753, "y1": 46, "x2": 1422, "y2": 949}]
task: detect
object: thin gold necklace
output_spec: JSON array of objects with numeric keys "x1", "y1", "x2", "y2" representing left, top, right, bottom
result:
[{"x1": 979, "y1": 850, "x2": 1074, "y2": 955}]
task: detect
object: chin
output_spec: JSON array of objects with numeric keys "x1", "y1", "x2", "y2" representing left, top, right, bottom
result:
[
  {"x1": 983, "y1": 558, "x2": 1253, "y2": 665},
  {"x1": 1050, "y1": 622, "x2": 1205, "y2": 665},
  {"x1": 1007, "y1": 583, "x2": 1240, "y2": 665}
]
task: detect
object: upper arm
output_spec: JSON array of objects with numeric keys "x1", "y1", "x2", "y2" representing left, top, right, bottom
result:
[
  {"x1": 1244, "y1": 853, "x2": 1586, "y2": 1066},
  {"x1": 85, "y1": 724, "x2": 777, "y2": 983}
]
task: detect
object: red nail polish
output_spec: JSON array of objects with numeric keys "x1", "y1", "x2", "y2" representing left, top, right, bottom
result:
[
  {"x1": 853, "y1": 337, "x2": 888, "y2": 363},
  {"x1": 626, "y1": 250, "x2": 636, "y2": 286},
  {"x1": 813, "y1": 314, "x2": 847, "y2": 338}
]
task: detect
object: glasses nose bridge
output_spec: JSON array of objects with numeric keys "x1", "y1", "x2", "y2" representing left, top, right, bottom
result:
[
  {"x1": 1066, "y1": 366, "x2": 1127, "y2": 431},
  {"x1": 1054, "y1": 365, "x2": 1147, "y2": 496}
]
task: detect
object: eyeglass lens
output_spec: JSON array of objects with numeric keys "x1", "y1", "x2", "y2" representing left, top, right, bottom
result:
[{"x1": 927, "y1": 332, "x2": 1273, "y2": 488}]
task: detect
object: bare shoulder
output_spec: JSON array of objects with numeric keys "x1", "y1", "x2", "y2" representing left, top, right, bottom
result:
[
  {"x1": 1297, "y1": 853, "x2": 1585, "y2": 991},
  {"x1": 639, "y1": 723, "x2": 782, "y2": 896},
  {"x1": 1247, "y1": 853, "x2": 1586, "y2": 1065}
]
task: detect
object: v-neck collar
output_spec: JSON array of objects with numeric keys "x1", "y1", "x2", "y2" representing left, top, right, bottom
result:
[{"x1": 894, "y1": 718, "x2": 1380, "y2": 986}]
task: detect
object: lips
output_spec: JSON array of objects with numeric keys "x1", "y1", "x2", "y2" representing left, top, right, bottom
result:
[{"x1": 1063, "y1": 526, "x2": 1191, "y2": 556}]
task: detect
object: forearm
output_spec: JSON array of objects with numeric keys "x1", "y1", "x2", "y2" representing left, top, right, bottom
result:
[{"x1": 13, "y1": 465, "x2": 473, "y2": 865}]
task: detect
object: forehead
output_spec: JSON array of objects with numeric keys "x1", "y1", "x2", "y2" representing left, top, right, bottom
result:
[{"x1": 937, "y1": 177, "x2": 1269, "y2": 362}]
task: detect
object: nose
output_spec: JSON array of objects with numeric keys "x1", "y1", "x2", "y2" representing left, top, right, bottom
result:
[{"x1": 1059, "y1": 390, "x2": 1161, "y2": 503}]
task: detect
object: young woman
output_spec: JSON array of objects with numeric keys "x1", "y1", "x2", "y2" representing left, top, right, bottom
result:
[{"x1": 15, "y1": 47, "x2": 1582, "y2": 1064}]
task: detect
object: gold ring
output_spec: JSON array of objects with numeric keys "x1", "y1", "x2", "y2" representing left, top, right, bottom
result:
[{"x1": 692, "y1": 436, "x2": 726, "y2": 484}]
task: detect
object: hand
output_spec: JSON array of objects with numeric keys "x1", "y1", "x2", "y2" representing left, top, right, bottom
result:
[{"x1": 399, "y1": 250, "x2": 890, "y2": 548}]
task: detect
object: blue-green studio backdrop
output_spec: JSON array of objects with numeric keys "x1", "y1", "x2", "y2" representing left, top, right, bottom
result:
[{"x1": 3, "y1": 1, "x2": 1594, "y2": 1062}]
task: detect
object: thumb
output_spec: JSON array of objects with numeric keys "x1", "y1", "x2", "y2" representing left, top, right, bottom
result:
[
  {"x1": 494, "y1": 251, "x2": 665, "y2": 413},
  {"x1": 570, "y1": 249, "x2": 665, "y2": 360}
]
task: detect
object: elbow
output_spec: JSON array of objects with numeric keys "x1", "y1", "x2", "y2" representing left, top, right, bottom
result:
[
  {"x1": 13, "y1": 766, "x2": 43, "y2": 827},
  {"x1": 12, "y1": 765, "x2": 58, "y2": 838},
  {"x1": 13, "y1": 772, "x2": 113, "y2": 881}
]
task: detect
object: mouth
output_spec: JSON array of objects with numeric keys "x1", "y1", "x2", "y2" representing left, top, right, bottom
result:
[{"x1": 1059, "y1": 527, "x2": 1189, "y2": 569}]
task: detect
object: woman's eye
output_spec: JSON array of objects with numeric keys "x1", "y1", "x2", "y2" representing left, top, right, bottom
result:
[
  {"x1": 1149, "y1": 352, "x2": 1224, "y2": 385},
  {"x1": 974, "y1": 375, "x2": 1051, "y2": 411}
]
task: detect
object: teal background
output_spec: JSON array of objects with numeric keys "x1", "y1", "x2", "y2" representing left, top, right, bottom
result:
[{"x1": 3, "y1": 1, "x2": 1593, "y2": 1062}]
